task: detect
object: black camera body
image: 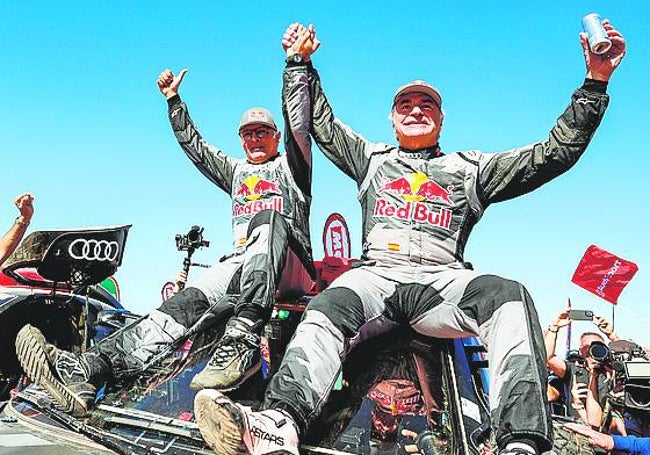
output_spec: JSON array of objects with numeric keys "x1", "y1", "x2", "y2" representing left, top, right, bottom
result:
[
  {"x1": 175, "y1": 226, "x2": 210, "y2": 252},
  {"x1": 599, "y1": 340, "x2": 650, "y2": 413}
]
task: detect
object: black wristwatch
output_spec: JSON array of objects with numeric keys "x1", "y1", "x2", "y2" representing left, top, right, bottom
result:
[{"x1": 286, "y1": 53, "x2": 304, "y2": 65}]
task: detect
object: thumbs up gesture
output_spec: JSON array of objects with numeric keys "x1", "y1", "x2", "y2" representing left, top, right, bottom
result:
[{"x1": 157, "y1": 68, "x2": 188, "y2": 99}]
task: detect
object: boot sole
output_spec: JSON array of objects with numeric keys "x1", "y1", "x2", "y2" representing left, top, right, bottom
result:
[
  {"x1": 194, "y1": 389, "x2": 247, "y2": 455},
  {"x1": 15, "y1": 325, "x2": 89, "y2": 417},
  {"x1": 189, "y1": 360, "x2": 262, "y2": 392}
]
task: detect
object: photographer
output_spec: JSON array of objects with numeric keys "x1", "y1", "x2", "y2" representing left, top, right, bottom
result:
[
  {"x1": 609, "y1": 340, "x2": 650, "y2": 437},
  {"x1": 545, "y1": 309, "x2": 620, "y2": 427}
]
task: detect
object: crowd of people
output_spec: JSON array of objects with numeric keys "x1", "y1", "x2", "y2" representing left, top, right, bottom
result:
[
  {"x1": 4, "y1": 16, "x2": 641, "y2": 455},
  {"x1": 544, "y1": 309, "x2": 650, "y2": 454}
]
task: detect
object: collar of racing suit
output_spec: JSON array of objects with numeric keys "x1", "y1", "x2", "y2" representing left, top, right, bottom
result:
[{"x1": 397, "y1": 145, "x2": 443, "y2": 159}]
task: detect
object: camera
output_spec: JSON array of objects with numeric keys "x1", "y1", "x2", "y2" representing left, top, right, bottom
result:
[
  {"x1": 175, "y1": 225, "x2": 210, "y2": 252},
  {"x1": 610, "y1": 340, "x2": 650, "y2": 412},
  {"x1": 600, "y1": 339, "x2": 650, "y2": 412},
  {"x1": 588, "y1": 340, "x2": 611, "y2": 363}
]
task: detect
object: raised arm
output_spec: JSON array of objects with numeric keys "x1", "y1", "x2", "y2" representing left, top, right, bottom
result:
[
  {"x1": 281, "y1": 24, "x2": 315, "y2": 196},
  {"x1": 477, "y1": 21, "x2": 625, "y2": 205},
  {"x1": 545, "y1": 308, "x2": 571, "y2": 378},
  {"x1": 0, "y1": 194, "x2": 34, "y2": 267},
  {"x1": 282, "y1": 23, "x2": 373, "y2": 184},
  {"x1": 157, "y1": 69, "x2": 236, "y2": 194}
]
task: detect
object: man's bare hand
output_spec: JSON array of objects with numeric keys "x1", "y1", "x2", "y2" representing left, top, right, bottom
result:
[
  {"x1": 157, "y1": 68, "x2": 188, "y2": 99},
  {"x1": 582, "y1": 20, "x2": 626, "y2": 81},
  {"x1": 14, "y1": 193, "x2": 34, "y2": 223},
  {"x1": 564, "y1": 423, "x2": 615, "y2": 450},
  {"x1": 593, "y1": 315, "x2": 618, "y2": 340},
  {"x1": 282, "y1": 22, "x2": 320, "y2": 61},
  {"x1": 172, "y1": 269, "x2": 188, "y2": 294},
  {"x1": 571, "y1": 381, "x2": 588, "y2": 406},
  {"x1": 549, "y1": 308, "x2": 571, "y2": 333}
]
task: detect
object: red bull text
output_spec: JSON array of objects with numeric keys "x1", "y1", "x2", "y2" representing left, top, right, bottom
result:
[
  {"x1": 375, "y1": 173, "x2": 453, "y2": 229},
  {"x1": 233, "y1": 197, "x2": 283, "y2": 218},
  {"x1": 232, "y1": 175, "x2": 284, "y2": 218}
]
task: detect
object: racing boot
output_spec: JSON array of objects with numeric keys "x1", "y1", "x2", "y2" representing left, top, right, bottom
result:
[
  {"x1": 194, "y1": 388, "x2": 299, "y2": 455},
  {"x1": 15, "y1": 324, "x2": 111, "y2": 417},
  {"x1": 189, "y1": 316, "x2": 261, "y2": 391}
]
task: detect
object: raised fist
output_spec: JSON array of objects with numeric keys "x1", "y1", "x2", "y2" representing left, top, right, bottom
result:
[{"x1": 14, "y1": 193, "x2": 34, "y2": 222}]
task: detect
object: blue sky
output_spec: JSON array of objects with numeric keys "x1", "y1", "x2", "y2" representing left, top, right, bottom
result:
[{"x1": 2, "y1": 2, "x2": 648, "y2": 349}]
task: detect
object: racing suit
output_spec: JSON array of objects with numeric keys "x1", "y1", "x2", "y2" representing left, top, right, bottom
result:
[
  {"x1": 262, "y1": 62, "x2": 609, "y2": 452},
  {"x1": 89, "y1": 68, "x2": 316, "y2": 380}
]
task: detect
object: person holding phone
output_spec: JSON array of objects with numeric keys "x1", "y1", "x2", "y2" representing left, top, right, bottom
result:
[{"x1": 544, "y1": 309, "x2": 620, "y2": 426}]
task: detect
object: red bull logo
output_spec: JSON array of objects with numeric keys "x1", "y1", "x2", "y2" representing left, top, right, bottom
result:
[
  {"x1": 379, "y1": 172, "x2": 453, "y2": 205},
  {"x1": 375, "y1": 172, "x2": 453, "y2": 229},
  {"x1": 234, "y1": 175, "x2": 281, "y2": 201},
  {"x1": 233, "y1": 175, "x2": 283, "y2": 218}
]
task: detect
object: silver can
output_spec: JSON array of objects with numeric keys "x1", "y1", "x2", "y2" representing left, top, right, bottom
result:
[{"x1": 582, "y1": 13, "x2": 612, "y2": 55}]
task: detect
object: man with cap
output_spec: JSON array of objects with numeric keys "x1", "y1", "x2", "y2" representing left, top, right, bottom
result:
[
  {"x1": 192, "y1": 20, "x2": 626, "y2": 455},
  {"x1": 15, "y1": 32, "x2": 316, "y2": 417}
]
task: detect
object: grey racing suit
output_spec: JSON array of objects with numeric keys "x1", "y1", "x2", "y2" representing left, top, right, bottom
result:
[
  {"x1": 263, "y1": 62, "x2": 609, "y2": 452},
  {"x1": 88, "y1": 67, "x2": 316, "y2": 380}
]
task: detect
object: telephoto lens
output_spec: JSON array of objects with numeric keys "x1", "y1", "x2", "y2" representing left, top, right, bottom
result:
[{"x1": 589, "y1": 340, "x2": 610, "y2": 363}]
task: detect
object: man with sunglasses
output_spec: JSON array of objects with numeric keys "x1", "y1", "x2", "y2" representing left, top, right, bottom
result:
[
  {"x1": 193, "y1": 20, "x2": 626, "y2": 455},
  {"x1": 16, "y1": 35, "x2": 316, "y2": 417}
]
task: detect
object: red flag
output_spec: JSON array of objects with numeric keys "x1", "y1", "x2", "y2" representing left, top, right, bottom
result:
[{"x1": 571, "y1": 245, "x2": 639, "y2": 305}]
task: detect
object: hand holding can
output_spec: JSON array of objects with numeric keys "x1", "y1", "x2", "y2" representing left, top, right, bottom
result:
[{"x1": 582, "y1": 13, "x2": 612, "y2": 55}]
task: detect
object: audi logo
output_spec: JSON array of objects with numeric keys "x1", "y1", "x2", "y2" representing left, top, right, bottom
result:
[{"x1": 68, "y1": 239, "x2": 120, "y2": 262}]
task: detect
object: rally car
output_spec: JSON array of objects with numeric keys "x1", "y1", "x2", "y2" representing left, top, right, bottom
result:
[{"x1": 1, "y1": 218, "x2": 590, "y2": 455}]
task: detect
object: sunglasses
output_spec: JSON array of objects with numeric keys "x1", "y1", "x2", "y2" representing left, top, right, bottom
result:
[{"x1": 239, "y1": 127, "x2": 275, "y2": 141}]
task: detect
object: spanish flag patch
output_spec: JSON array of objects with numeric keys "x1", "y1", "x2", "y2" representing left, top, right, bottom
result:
[{"x1": 387, "y1": 243, "x2": 401, "y2": 251}]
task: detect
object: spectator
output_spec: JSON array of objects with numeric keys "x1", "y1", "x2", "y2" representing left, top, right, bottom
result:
[
  {"x1": 565, "y1": 422, "x2": 650, "y2": 455},
  {"x1": 0, "y1": 193, "x2": 34, "y2": 267},
  {"x1": 545, "y1": 309, "x2": 620, "y2": 427}
]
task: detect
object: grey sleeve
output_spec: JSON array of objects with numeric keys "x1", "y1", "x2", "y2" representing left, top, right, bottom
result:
[
  {"x1": 167, "y1": 95, "x2": 236, "y2": 194},
  {"x1": 477, "y1": 83, "x2": 609, "y2": 205},
  {"x1": 308, "y1": 64, "x2": 373, "y2": 184},
  {"x1": 282, "y1": 64, "x2": 312, "y2": 196}
]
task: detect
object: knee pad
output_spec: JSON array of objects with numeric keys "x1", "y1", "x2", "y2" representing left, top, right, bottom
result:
[
  {"x1": 458, "y1": 276, "x2": 528, "y2": 326},
  {"x1": 307, "y1": 287, "x2": 365, "y2": 338}
]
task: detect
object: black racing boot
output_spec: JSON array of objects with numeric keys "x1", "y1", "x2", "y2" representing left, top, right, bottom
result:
[
  {"x1": 15, "y1": 324, "x2": 111, "y2": 417},
  {"x1": 189, "y1": 317, "x2": 261, "y2": 391}
]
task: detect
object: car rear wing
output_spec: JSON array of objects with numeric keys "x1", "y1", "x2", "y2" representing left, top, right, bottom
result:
[{"x1": 1, "y1": 225, "x2": 131, "y2": 287}]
